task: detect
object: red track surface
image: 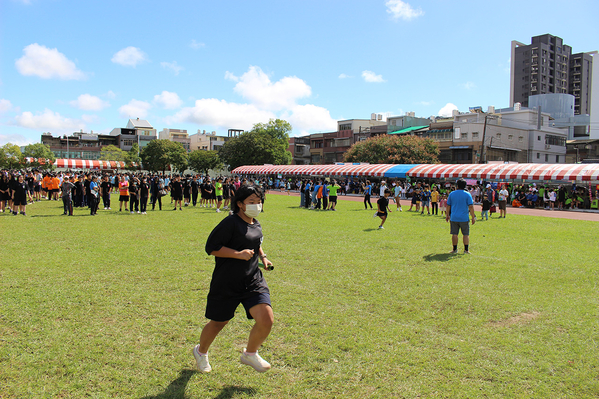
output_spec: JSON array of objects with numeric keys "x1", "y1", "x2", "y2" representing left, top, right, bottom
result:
[{"x1": 267, "y1": 190, "x2": 599, "y2": 222}]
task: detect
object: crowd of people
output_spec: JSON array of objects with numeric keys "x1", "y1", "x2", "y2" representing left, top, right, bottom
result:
[
  {"x1": 1, "y1": 169, "x2": 596, "y2": 218},
  {"x1": 0, "y1": 170, "x2": 267, "y2": 216}
]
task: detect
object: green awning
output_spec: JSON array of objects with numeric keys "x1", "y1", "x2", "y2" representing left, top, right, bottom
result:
[{"x1": 388, "y1": 125, "x2": 429, "y2": 134}]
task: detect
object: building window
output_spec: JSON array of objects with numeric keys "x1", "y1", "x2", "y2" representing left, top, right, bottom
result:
[
  {"x1": 556, "y1": 155, "x2": 559, "y2": 163},
  {"x1": 496, "y1": 133, "x2": 501, "y2": 139},
  {"x1": 537, "y1": 153, "x2": 540, "y2": 159},
  {"x1": 461, "y1": 132, "x2": 468, "y2": 139},
  {"x1": 545, "y1": 154, "x2": 549, "y2": 162},
  {"x1": 472, "y1": 132, "x2": 479, "y2": 139},
  {"x1": 508, "y1": 135, "x2": 513, "y2": 141},
  {"x1": 545, "y1": 134, "x2": 566, "y2": 146},
  {"x1": 538, "y1": 136, "x2": 541, "y2": 141},
  {"x1": 519, "y1": 136, "x2": 524, "y2": 143}
]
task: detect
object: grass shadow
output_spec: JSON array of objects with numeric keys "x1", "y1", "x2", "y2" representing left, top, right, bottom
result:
[
  {"x1": 363, "y1": 228, "x2": 380, "y2": 232},
  {"x1": 423, "y1": 253, "x2": 458, "y2": 262},
  {"x1": 213, "y1": 385, "x2": 257, "y2": 399},
  {"x1": 141, "y1": 369, "x2": 197, "y2": 399}
]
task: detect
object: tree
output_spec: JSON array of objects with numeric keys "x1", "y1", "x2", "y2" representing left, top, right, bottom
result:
[
  {"x1": 22, "y1": 143, "x2": 56, "y2": 170},
  {"x1": 100, "y1": 145, "x2": 126, "y2": 162},
  {"x1": 1, "y1": 143, "x2": 23, "y2": 169},
  {"x1": 218, "y1": 119, "x2": 293, "y2": 170},
  {"x1": 344, "y1": 135, "x2": 440, "y2": 164},
  {"x1": 141, "y1": 139, "x2": 188, "y2": 173},
  {"x1": 188, "y1": 150, "x2": 223, "y2": 175},
  {"x1": 125, "y1": 143, "x2": 142, "y2": 171}
]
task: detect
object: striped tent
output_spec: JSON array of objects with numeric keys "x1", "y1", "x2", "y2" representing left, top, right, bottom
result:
[
  {"x1": 232, "y1": 163, "x2": 599, "y2": 182},
  {"x1": 24, "y1": 158, "x2": 133, "y2": 170}
]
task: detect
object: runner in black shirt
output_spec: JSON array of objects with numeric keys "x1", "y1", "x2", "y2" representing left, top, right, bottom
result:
[
  {"x1": 375, "y1": 189, "x2": 392, "y2": 229},
  {"x1": 193, "y1": 185, "x2": 273, "y2": 374}
]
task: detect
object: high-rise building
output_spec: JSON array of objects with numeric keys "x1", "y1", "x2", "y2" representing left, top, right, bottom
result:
[{"x1": 510, "y1": 34, "x2": 593, "y2": 117}]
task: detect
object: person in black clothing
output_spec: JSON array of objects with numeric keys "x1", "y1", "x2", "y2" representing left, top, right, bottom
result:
[
  {"x1": 151, "y1": 175, "x2": 163, "y2": 211},
  {"x1": 26, "y1": 172, "x2": 35, "y2": 204},
  {"x1": 12, "y1": 174, "x2": 29, "y2": 216},
  {"x1": 61, "y1": 176, "x2": 75, "y2": 216},
  {"x1": 139, "y1": 176, "x2": 149, "y2": 214},
  {"x1": 192, "y1": 185, "x2": 274, "y2": 374},
  {"x1": 183, "y1": 177, "x2": 191, "y2": 206},
  {"x1": 0, "y1": 173, "x2": 10, "y2": 213},
  {"x1": 171, "y1": 175, "x2": 183, "y2": 210},
  {"x1": 83, "y1": 174, "x2": 92, "y2": 207},
  {"x1": 73, "y1": 176, "x2": 84, "y2": 207},
  {"x1": 129, "y1": 177, "x2": 140, "y2": 213},
  {"x1": 101, "y1": 175, "x2": 112, "y2": 210},
  {"x1": 191, "y1": 176, "x2": 199, "y2": 206},
  {"x1": 376, "y1": 189, "x2": 392, "y2": 229}
]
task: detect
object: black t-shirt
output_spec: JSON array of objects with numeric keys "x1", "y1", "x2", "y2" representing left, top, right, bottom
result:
[
  {"x1": 171, "y1": 181, "x2": 182, "y2": 196},
  {"x1": 26, "y1": 176, "x2": 34, "y2": 189},
  {"x1": 129, "y1": 182, "x2": 138, "y2": 195},
  {"x1": 101, "y1": 181, "x2": 112, "y2": 196},
  {"x1": 377, "y1": 196, "x2": 389, "y2": 213},
  {"x1": 140, "y1": 182, "x2": 149, "y2": 197},
  {"x1": 13, "y1": 181, "x2": 28, "y2": 199},
  {"x1": 191, "y1": 180, "x2": 199, "y2": 193},
  {"x1": 205, "y1": 214, "x2": 268, "y2": 298}
]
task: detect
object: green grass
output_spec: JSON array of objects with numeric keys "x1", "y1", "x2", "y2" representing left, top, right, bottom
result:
[{"x1": 1, "y1": 194, "x2": 598, "y2": 398}]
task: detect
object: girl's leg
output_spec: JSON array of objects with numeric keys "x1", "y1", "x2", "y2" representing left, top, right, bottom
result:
[
  {"x1": 246, "y1": 304, "x2": 274, "y2": 353},
  {"x1": 379, "y1": 215, "x2": 387, "y2": 227},
  {"x1": 199, "y1": 320, "x2": 229, "y2": 353}
]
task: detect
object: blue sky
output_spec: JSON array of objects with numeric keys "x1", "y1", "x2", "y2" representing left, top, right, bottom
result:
[{"x1": 1, "y1": 0, "x2": 598, "y2": 146}]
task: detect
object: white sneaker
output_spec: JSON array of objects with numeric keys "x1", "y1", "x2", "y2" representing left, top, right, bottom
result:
[
  {"x1": 193, "y1": 345, "x2": 211, "y2": 373},
  {"x1": 240, "y1": 349, "x2": 271, "y2": 372},
  {"x1": 373, "y1": 211, "x2": 378, "y2": 218},
  {"x1": 216, "y1": 209, "x2": 221, "y2": 213},
  {"x1": 378, "y1": 225, "x2": 384, "y2": 229}
]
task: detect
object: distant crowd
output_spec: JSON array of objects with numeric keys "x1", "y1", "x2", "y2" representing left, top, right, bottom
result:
[{"x1": 1, "y1": 169, "x2": 596, "y2": 217}]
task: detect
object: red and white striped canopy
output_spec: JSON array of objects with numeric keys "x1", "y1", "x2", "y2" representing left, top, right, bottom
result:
[
  {"x1": 407, "y1": 163, "x2": 599, "y2": 181},
  {"x1": 25, "y1": 158, "x2": 131, "y2": 170}
]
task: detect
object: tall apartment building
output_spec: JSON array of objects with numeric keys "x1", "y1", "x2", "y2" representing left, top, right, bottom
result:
[
  {"x1": 159, "y1": 128, "x2": 191, "y2": 151},
  {"x1": 510, "y1": 34, "x2": 593, "y2": 118}
]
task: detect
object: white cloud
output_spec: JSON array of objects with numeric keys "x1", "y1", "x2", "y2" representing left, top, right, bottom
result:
[
  {"x1": 190, "y1": 40, "x2": 205, "y2": 50},
  {"x1": 15, "y1": 43, "x2": 86, "y2": 80},
  {"x1": 224, "y1": 71, "x2": 239, "y2": 82},
  {"x1": 462, "y1": 81, "x2": 476, "y2": 90},
  {"x1": 362, "y1": 70, "x2": 386, "y2": 83},
  {"x1": 167, "y1": 99, "x2": 276, "y2": 130},
  {"x1": 438, "y1": 103, "x2": 458, "y2": 117},
  {"x1": 385, "y1": 0, "x2": 424, "y2": 21},
  {"x1": 161, "y1": 61, "x2": 184, "y2": 75},
  {"x1": 13, "y1": 109, "x2": 86, "y2": 131},
  {"x1": 105, "y1": 90, "x2": 117, "y2": 99},
  {"x1": 111, "y1": 47, "x2": 148, "y2": 67},
  {"x1": 119, "y1": 99, "x2": 152, "y2": 119},
  {"x1": 228, "y1": 66, "x2": 311, "y2": 111},
  {"x1": 338, "y1": 73, "x2": 352, "y2": 79},
  {"x1": 69, "y1": 94, "x2": 110, "y2": 111},
  {"x1": 153, "y1": 91, "x2": 183, "y2": 110},
  {"x1": 0, "y1": 99, "x2": 14, "y2": 113},
  {"x1": 283, "y1": 104, "x2": 338, "y2": 135}
]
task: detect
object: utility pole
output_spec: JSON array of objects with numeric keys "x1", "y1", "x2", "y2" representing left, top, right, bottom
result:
[{"x1": 480, "y1": 114, "x2": 489, "y2": 164}]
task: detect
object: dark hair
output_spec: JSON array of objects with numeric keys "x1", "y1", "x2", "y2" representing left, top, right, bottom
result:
[
  {"x1": 231, "y1": 185, "x2": 264, "y2": 214},
  {"x1": 457, "y1": 179, "x2": 467, "y2": 190}
]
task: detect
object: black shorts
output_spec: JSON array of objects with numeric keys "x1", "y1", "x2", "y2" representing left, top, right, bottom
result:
[
  {"x1": 376, "y1": 211, "x2": 387, "y2": 218},
  {"x1": 172, "y1": 195, "x2": 182, "y2": 201},
  {"x1": 119, "y1": 195, "x2": 129, "y2": 202},
  {"x1": 329, "y1": 196, "x2": 337, "y2": 203},
  {"x1": 13, "y1": 197, "x2": 27, "y2": 206},
  {"x1": 206, "y1": 292, "x2": 271, "y2": 322},
  {"x1": 216, "y1": 195, "x2": 223, "y2": 201},
  {"x1": 34, "y1": 185, "x2": 41, "y2": 192}
]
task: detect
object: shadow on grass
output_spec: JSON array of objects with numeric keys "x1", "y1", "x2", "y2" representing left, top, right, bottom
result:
[
  {"x1": 363, "y1": 228, "x2": 381, "y2": 232},
  {"x1": 213, "y1": 385, "x2": 257, "y2": 399},
  {"x1": 141, "y1": 369, "x2": 197, "y2": 399},
  {"x1": 423, "y1": 253, "x2": 457, "y2": 262}
]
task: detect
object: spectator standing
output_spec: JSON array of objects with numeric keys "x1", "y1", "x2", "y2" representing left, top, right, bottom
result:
[
  {"x1": 12, "y1": 174, "x2": 29, "y2": 216},
  {"x1": 327, "y1": 180, "x2": 340, "y2": 211},
  {"x1": 171, "y1": 175, "x2": 183, "y2": 211},
  {"x1": 119, "y1": 176, "x2": 130, "y2": 212},
  {"x1": 129, "y1": 177, "x2": 140, "y2": 214},
  {"x1": 430, "y1": 186, "x2": 439, "y2": 215},
  {"x1": 481, "y1": 194, "x2": 490, "y2": 221},
  {"x1": 139, "y1": 176, "x2": 150, "y2": 214},
  {"x1": 89, "y1": 176, "x2": 100, "y2": 216},
  {"x1": 101, "y1": 175, "x2": 112, "y2": 210},
  {"x1": 363, "y1": 180, "x2": 373, "y2": 210},
  {"x1": 421, "y1": 186, "x2": 431, "y2": 215},
  {"x1": 498, "y1": 185, "x2": 509, "y2": 218},
  {"x1": 446, "y1": 179, "x2": 476, "y2": 254},
  {"x1": 61, "y1": 176, "x2": 75, "y2": 216}
]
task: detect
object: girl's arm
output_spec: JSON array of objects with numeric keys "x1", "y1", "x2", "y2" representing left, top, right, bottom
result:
[{"x1": 210, "y1": 246, "x2": 254, "y2": 261}]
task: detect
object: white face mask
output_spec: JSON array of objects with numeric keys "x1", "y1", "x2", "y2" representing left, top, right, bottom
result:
[{"x1": 243, "y1": 203, "x2": 262, "y2": 218}]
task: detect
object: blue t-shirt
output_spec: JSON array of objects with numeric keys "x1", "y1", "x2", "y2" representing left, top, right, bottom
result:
[
  {"x1": 365, "y1": 185, "x2": 371, "y2": 195},
  {"x1": 446, "y1": 189, "x2": 473, "y2": 222}
]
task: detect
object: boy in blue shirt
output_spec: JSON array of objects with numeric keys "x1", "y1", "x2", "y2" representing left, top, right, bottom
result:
[{"x1": 446, "y1": 179, "x2": 476, "y2": 254}]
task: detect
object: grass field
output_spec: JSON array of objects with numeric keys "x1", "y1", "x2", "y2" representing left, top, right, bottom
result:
[{"x1": 1, "y1": 193, "x2": 598, "y2": 398}]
